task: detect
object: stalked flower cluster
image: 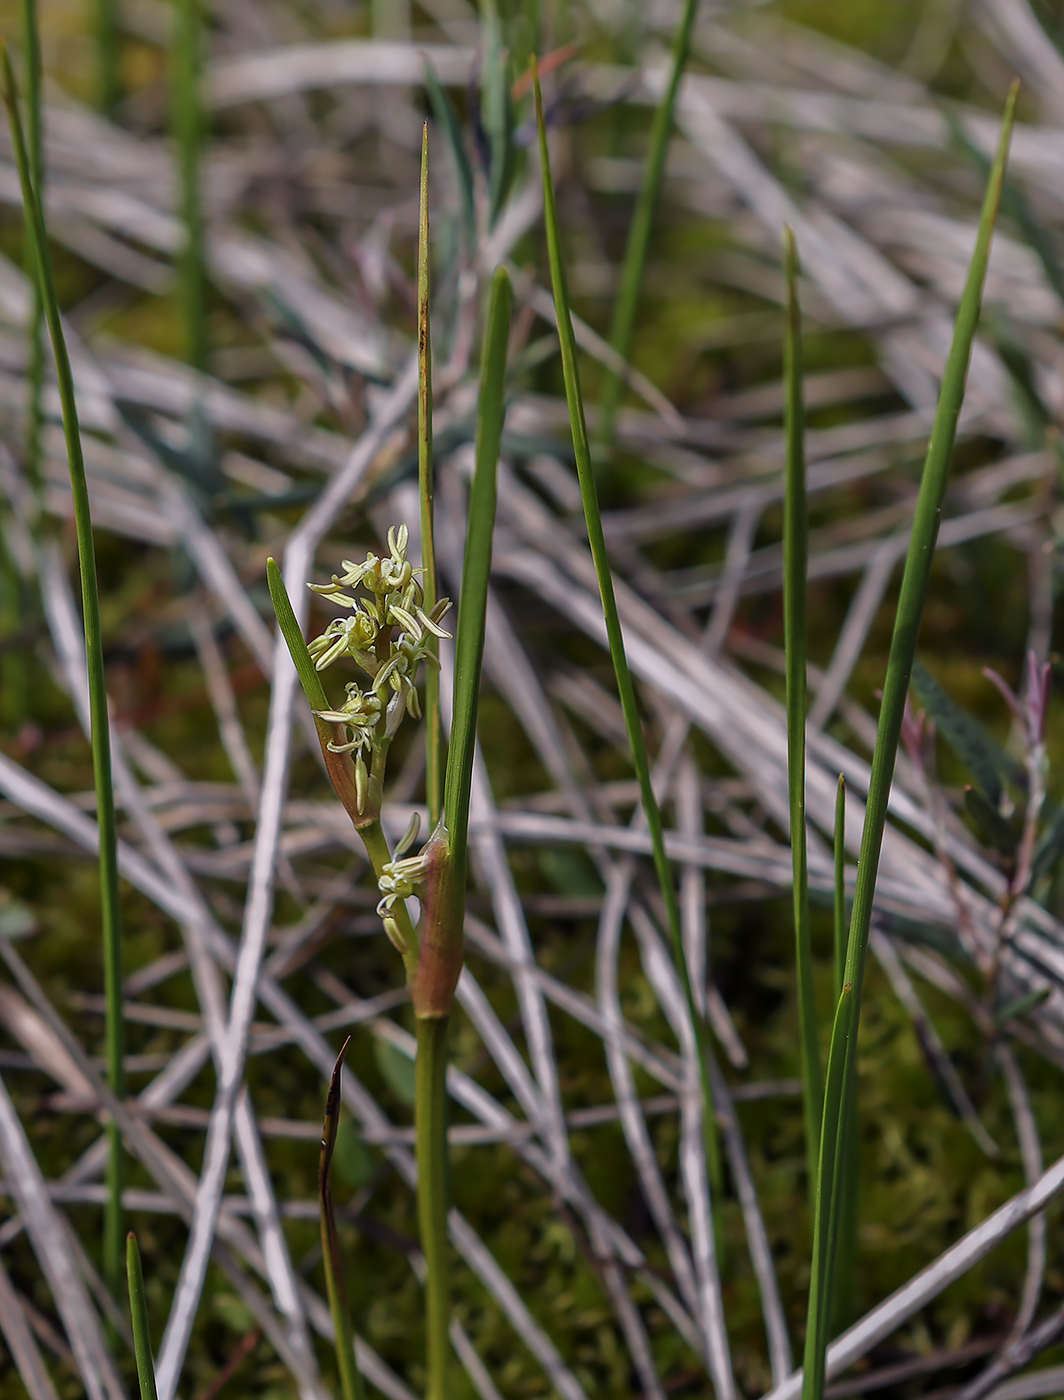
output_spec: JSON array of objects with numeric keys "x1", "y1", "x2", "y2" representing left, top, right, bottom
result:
[{"x1": 308, "y1": 526, "x2": 451, "y2": 811}]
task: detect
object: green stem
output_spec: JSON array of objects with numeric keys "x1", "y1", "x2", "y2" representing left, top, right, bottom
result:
[
  {"x1": 783, "y1": 226, "x2": 822, "y2": 1197},
  {"x1": 3, "y1": 44, "x2": 127, "y2": 1304},
  {"x1": 418, "y1": 122, "x2": 443, "y2": 830},
  {"x1": 801, "y1": 83, "x2": 1018, "y2": 1400},
  {"x1": 598, "y1": 0, "x2": 702, "y2": 454},
  {"x1": 171, "y1": 0, "x2": 207, "y2": 372},
  {"x1": 416, "y1": 1014, "x2": 451, "y2": 1400},
  {"x1": 533, "y1": 60, "x2": 722, "y2": 1200}
]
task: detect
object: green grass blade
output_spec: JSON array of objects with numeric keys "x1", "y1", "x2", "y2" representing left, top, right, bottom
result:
[
  {"x1": 94, "y1": 0, "x2": 119, "y2": 114},
  {"x1": 533, "y1": 60, "x2": 723, "y2": 1199},
  {"x1": 416, "y1": 1015, "x2": 451, "y2": 1400},
  {"x1": 424, "y1": 60, "x2": 475, "y2": 255},
  {"x1": 833, "y1": 775, "x2": 846, "y2": 1000},
  {"x1": 20, "y1": 0, "x2": 43, "y2": 507},
  {"x1": 830, "y1": 774, "x2": 857, "y2": 1333},
  {"x1": 480, "y1": 0, "x2": 515, "y2": 225},
  {"x1": 266, "y1": 558, "x2": 329, "y2": 713},
  {"x1": 320, "y1": 1038, "x2": 365, "y2": 1400},
  {"x1": 170, "y1": 0, "x2": 208, "y2": 371},
  {"x1": 800, "y1": 81, "x2": 1018, "y2": 1400},
  {"x1": 783, "y1": 226, "x2": 822, "y2": 1198},
  {"x1": 3, "y1": 41, "x2": 127, "y2": 1306},
  {"x1": 419, "y1": 124, "x2": 443, "y2": 831},
  {"x1": 126, "y1": 1234, "x2": 160, "y2": 1400},
  {"x1": 442, "y1": 263, "x2": 511, "y2": 873},
  {"x1": 598, "y1": 0, "x2": 701, "y2": 453}
]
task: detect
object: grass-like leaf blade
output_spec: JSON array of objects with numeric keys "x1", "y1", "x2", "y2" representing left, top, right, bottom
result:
[
  {"x1": 419, "y1": 124, "x2": 444, "y2": 831},
  {"x1": 910, "y1": 658, "x2": 1014, "y2": 804},
  {"x1": 320, "y1": 1038, "x2": 365, "y2": 1400},
  {"x1": 443, "y1": 264, "x2": 512, "y2": 874},
  {"x1": 599, "y1": 0, "x2": 701, "y2": 452},
  {"x1": 783, "y1": 225, "x2": 822, "y2": 1196},
  {"x1": 2, "y1": 40, "x2": 127, "y2": 1304},
  {"x1": 532, "y1": 58, "x2": 723, "y2": 1204},
  {"x1": 127, "y1": 1234, "x2": 160, "y2": 1400},
  {"x1": 801, "y1": 81, "x2": 1018, "y2": 1400}
]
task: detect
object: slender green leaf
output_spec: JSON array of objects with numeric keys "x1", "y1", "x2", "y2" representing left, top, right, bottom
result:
[
  {"x1": 424, "y1": 61, "x2": 475, "y2": 254},
  {"x1": 20, "y1": 0, "x2": 43, "y2": 506},
  {"x1": 783, "y1": 225, "x2": 822, "y2": 1196},
  {"x1": 830, "y1": 775, "x2": 857, "y2": 1333},
  {"x1": 126, "y1": 1234, "x2": 159, "y2": 1400},
  {"x1": 320, "y1": 1038, "x2": 365, "y2": 1400},
  {"x1": 419, "y1": 124, "x2": 444, "y2": 831},
  {"x1": 1033, "y1": 802, "x2": 1064, "y2": 884},
  {"x1": 833, "y1": 775, "x2": 846, "y2": 1000},
  {"x1": 964, "y1": 785, "x2": 1019, "y2": 859},
  {"x1": 533, "y1": 58, "x2": 723, "y2": 1200},
  {"x1": 910, "y1": 658, "x2": 1015, "y2": 803},
  {"x1": 480, "y1": 0, "x2": 516, "y2": 225},
  {"x1": 266, "y1": 557, "x2": 330, "y2": 712},
  {"x1": 443, "y1": 264, "x2": 512, "y2": 875},
  {"x1": 93, "y1": 0, "x2": 119, "y2": 113},
  {"x1": 598, "y1": 0, "x2": 702, "y2": 452},
  {"x1": 801, "y1": 82, "x2": 1018, "y2": 1400},
  {"x1": 3, "y1": 40, "x2": 127, "y2": 1303},
  {"x1": 995, "y1": 986, "x2": 1051, "y2": 1026},
  {"x1": 171, "y1": 0, "x2": 208, "y2": 372}
]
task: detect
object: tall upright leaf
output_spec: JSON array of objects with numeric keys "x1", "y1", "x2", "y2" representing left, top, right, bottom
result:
[
  {"x1": 533, "y1": 60, "x2": 723, "y2": 1205},
  {"x1": 783, "y1": 226, "x2": 822, "y2": 1195},
  {"x1": 801, "y1": 83, "x2": 1018, "y2": 1400},
  {"x1": 2, "y1": 42, "x2": 127, "y2": 1303}
]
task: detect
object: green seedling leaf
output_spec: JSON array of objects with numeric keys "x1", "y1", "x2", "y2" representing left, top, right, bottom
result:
[
  {"x1": 802, "y1": 84, "x2": 1018, "y2": 1400},
  {"x1": 911, "y1": 658, "x2": 1013, "y2": 804},
  {"x1": 375, "y1": 1038, "x2": 418, "y2": 1107},
  {"x1": 963, "y1": 785, "x2": 1019, "y2": 859},
  {"x1": 995, "y1": 985, "x2": 1052, "y2": 1027},
  {"x1": 3, "y1": 40, "x2": 127, "y2": 1302},
  {"x1": 424, "y1": 60, "x2": 475, "y2": 254},
  {"x1": 320, "y1": 1037, "x2": 365, "y2": 1400},
  {"x1": 126, "y1": 1234, "x2": 159, "y2": 1400}
]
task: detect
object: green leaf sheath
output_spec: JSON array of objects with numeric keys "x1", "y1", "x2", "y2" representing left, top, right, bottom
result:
[
  {"x1": 598, "y1": 0, "x2": 702, "y2": 452},
  {"x1": 320, "y1": 1039, "x2": 365, "y2": 1400},
  {"x1": 800, "y1": 82, "x2": 1018, "y2": 1400},
  {"x1": 533, "y1": 60, "x2": 723, "y2": 1197},
  {"x1": 418, "y1": 124, "x2": 444, "y2": 831},
  {"x1": 416, "y1": 1015, "x2": 452, "y2": 1400},
  {"x1": 127, "y1": 1235, "x2": 160, "y2": 1400},
  {"x1": 783, "y1": 226, "x2": 822, "y2": 1198},
  {"x1": 3, "y1": 44, "x2": 127, "y2": 1299}
]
